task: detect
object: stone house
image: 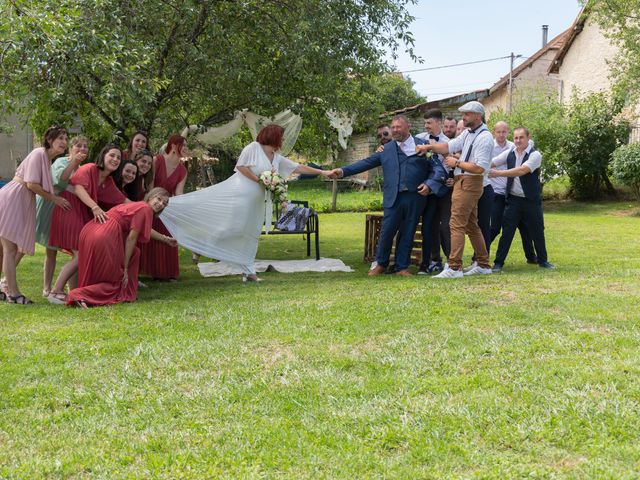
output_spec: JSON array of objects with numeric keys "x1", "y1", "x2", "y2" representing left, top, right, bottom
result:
[
  {"x1": 547, "y1": 4, "x2": 640, "y2": 140},
  {"x1": 481, "y1": 28, "x2": 570, "y2": 118}
]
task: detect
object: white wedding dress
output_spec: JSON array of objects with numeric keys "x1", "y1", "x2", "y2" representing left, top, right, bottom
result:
[{"x1": 160, "y1": 142, "x2": 299, "y2": 275}]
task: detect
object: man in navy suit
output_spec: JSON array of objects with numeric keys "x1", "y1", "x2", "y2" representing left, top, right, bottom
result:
[{"x1": 329, "y1": 115, "x2": 447, "y2": 276}]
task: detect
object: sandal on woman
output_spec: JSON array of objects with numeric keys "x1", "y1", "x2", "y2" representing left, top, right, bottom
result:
[
  {"x1": 7, "y1": 294, "x2": 33, "y2": 305},
  {"x1": 47, "y1": 291, "x2": 67, "y2": 305},
  {"x1": 75, "y1": 300, "x2": 89, "y2": 309},
  {"x1": 42, "y1": 288, "x2": 51, "y2": 298}
]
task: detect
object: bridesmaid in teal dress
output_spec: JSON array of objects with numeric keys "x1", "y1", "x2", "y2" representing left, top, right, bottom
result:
[{"x1": 35, "y1": 136, "x2": 88, "y2": 296}]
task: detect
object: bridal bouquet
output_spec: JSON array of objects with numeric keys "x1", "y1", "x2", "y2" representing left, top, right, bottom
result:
[{"x1": 259, "y1": 170, "x2": 288, "y2": 210}]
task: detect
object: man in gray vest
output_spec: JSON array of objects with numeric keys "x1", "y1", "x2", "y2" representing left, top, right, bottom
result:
[{"x1": 488, "y1": 127, "x2": 555, "y2": 272}]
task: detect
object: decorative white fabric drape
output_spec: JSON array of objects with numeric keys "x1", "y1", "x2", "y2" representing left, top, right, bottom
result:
[
  {"x1": 326, "y1": 111, "x2": 356, "y2": 149},
  {"x1": 180, "y1": 109, "x2": 303, "y2": 155}
]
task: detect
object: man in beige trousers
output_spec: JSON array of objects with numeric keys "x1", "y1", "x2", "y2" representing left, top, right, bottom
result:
[{"x1": 416, "y1": 101, "x2": 494, "y2": 278}]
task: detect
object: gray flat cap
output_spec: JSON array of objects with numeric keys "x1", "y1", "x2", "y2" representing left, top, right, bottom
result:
[{"x1": 458, "y1": 101, "x2": 485, "y2": 115}]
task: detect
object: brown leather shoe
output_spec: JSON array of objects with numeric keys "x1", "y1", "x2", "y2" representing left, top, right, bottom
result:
[
  {"x1": 368, "y1": 265, "x2": 386, "y2": 276},
  {"x1": 396, "y1": 269, "x2": 412, "y2": 277}
]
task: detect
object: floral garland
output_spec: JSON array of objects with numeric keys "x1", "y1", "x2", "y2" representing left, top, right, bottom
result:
[{"x1": 259, "y1": 170, "x2": 288, "y2": 211}]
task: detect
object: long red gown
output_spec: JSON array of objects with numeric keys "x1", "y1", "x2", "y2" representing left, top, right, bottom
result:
[
  {"x1": 139, "y1": 155, "x2": 186, "y2": 279},
  {"x1": 49, "y1": 163, "x2": 126, "y2": 252},
  {"x1": 66, "y1": 202, "x2": 153, "y2": 307}
]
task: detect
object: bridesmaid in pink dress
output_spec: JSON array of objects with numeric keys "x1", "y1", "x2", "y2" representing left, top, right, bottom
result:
[
  {"x1": 0, "y1": 126, "x2": 71, "y2": 304},
  {"x1": 140, "y1": 135, "x2": 188, "y2": 280}
]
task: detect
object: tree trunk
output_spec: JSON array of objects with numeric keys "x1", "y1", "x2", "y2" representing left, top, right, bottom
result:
[{"x1": 602, "y1": 172, "x2": 617, "y2": 197}]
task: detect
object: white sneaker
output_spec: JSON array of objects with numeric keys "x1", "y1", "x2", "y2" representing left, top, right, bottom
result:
[
  {"x1": 462, "y1": 261, "x2": 478, "y2": 273},
  {"x1": 433, "y1": 267, "x2": 463, "y2": 279},
  {"x1": 463, "y1": 265, "x2": 493, "y2": 276}
]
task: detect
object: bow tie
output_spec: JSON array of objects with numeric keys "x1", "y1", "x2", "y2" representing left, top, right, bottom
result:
[
  {"x1": 469, "y1": 125, "x2": 483, "y2": 134},
  {"x1": 429, "y1": 135, "x2": 439, "y2": 141}
]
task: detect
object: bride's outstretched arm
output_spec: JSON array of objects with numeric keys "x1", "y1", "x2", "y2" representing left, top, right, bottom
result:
[{"x1": 294, "y1": 164, "x2": 331, "y2": 177}]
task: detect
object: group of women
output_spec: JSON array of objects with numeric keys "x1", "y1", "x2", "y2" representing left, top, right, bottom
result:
[
  {"x1": 0, "y1": 127, "x2": 184, "y2": 306},
  {"x1": 0, "y1": 123, "x2": 330, "y2": 307}
]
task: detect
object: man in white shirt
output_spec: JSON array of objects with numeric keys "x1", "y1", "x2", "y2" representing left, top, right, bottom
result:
[
  {"x1": 489, "y1": 127, "x2": 555, "y2": 271},
  {"x1": 416, "y1": 101, "x2": 494, "y2": 278},
  {"x1": 488, "y1": 121, "x2": 537, "y2": 263}
]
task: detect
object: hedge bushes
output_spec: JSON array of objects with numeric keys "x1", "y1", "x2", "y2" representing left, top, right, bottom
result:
[{"x1": 611, "y1": 142, "x2": 640, "y2": 200}]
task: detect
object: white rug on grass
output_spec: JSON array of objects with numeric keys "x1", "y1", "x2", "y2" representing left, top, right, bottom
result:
[{"x1": 198, "y1": 258, "x2": 354, "y2": 277}]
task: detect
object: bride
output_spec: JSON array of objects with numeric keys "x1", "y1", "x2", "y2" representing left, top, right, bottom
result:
[{"x1": 160, "y1": 124, "x2": 331, "y2": 281}]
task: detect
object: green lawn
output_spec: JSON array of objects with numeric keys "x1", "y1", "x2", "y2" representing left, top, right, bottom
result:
[
  {"x1": 1, "y1": 200, "x2": 640, "y2": 478},
  {"x1": 287, "y1": 178, "x2": 384, "y2": 213}
]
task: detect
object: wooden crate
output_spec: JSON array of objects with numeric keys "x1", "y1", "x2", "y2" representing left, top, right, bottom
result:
[{"x1": 364, "y1": 214, "x2": 425, "y2": 265}]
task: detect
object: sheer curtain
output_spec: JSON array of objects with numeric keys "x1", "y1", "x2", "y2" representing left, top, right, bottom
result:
[{"x1": 180, "y1": 109, "x2": 303, "y2": 155}]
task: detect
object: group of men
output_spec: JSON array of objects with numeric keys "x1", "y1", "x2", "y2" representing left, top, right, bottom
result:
[{"x1": 327, "y1": 100, "x2": 555, "y2": 278}]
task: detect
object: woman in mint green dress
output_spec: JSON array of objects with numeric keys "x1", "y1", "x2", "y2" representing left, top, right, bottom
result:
[{"x1": 35, "y1": 136, "x2": 88, "y2": 296}]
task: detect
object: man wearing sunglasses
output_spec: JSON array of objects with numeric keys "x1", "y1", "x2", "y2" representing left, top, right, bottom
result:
[{"x1": 376, "y1": 124, "x2": 392, "y2": 146}]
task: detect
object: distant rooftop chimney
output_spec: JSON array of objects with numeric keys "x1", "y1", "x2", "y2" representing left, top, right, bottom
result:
[{"x1": 542, "y1": 25, "x2": 549, "y2": 47}]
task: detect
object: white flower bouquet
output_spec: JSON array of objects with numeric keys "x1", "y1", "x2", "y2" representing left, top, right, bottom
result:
[{"x1": 259, "y1": 170, "x2": 288, "y2": 211}]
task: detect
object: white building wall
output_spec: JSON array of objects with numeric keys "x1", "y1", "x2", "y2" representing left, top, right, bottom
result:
[{"x1": 556, "y1": 18, "x2": 620, "y2": 103}]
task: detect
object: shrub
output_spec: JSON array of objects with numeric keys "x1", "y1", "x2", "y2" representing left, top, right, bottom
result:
[
  {"x1": 560, "y1": 91, "x2": 629, "y2": 200},
  {"x1": 611, "y1": 142, "x2": 640, "y2": 200},
  {"x1": 488, "y1": 84, "x2": 566, "y2": 183}
]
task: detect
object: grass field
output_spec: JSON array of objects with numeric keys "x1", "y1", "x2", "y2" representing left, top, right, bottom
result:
[{"x1": 1, "y1": 199, "x2": 640, "y2": 478}]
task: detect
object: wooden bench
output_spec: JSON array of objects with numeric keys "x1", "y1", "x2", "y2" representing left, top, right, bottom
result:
[{"x1": 262, "y1": 200, "x2": 320, "y2": 260}]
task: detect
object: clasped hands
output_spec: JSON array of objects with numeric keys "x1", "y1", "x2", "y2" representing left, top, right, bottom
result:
[{"x1": 326, "y1": 168, "x2": 343, "y2": 180}]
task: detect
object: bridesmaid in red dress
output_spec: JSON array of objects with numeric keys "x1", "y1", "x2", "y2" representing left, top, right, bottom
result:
[
  {"x1": 140, "y1": 135, "x2": 188, "y2": 280},
  {"x1": 123, "y1": 131, "x2": 149, "y2": 161},
  {"x1": 66, "y1": 188, "x2": 176, "y2": 307},
  {"x1": 48, "y1": 144, "x2": 127, "y2": 304},
  {"x1": 124, "y1": 149, "x2": 154, "y2": 201}
]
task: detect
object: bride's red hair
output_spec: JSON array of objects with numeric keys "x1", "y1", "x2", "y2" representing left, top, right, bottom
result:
[{"x1": 256, "y1": 124, "x2": 284, "y2": 150}]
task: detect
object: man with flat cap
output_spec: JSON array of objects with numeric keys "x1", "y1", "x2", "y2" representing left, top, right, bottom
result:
[{"x1": 416, "y1": 101, "x2": 494, "y2": 278}]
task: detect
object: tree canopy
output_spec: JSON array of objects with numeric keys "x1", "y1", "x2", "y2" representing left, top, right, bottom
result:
[{"x1": 0, "y1": 0, "x2": 418, "y2": 145}]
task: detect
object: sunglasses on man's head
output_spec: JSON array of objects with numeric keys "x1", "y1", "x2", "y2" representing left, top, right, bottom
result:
[{"x1": 377, "y1": 131, "x2": 390, "y2": 138}]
